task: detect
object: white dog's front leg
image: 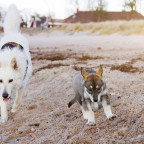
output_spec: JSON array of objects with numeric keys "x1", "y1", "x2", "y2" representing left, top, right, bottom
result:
[
  {"x1": 11, "y1": 87, "x2": 23, "y2": 113},
  {"x1": 101, "y1": 95, "x2": 116, "y2": 120},
  {"x1": 0, "y1": 101, "x2": 8, "y2": 123}
]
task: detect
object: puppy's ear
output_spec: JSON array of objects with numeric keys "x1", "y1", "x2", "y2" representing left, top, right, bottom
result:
[
  {"x1": 11, "y1": 58, "x2": 18, "y2": 70},
  {"x1": 81, "y1": 67, "x2": 89, "y2": 80},
  {"x1": 96, "y1": 65, "x2": 103, "y2": 77}
]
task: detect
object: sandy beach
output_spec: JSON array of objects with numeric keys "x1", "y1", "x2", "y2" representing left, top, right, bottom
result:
[{"x1": 0, "y1": 30, "x2": 144, "y2": 143}]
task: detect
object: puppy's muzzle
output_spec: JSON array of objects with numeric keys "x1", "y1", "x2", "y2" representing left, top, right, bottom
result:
[
  {"x1": 93, "y1": 95, "x2": 98, "y2": 102},
  {"x1": 94, "y1": 99, "x2": 98, "y2": 102}
]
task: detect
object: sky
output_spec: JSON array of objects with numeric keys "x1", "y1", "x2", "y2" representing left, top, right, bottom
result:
[{"x1": 0, "y1": 0, "x2": 143, "y2": 19}]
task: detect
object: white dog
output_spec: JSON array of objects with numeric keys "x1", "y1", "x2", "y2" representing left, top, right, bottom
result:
[{"x1": 0, "y1": 5, "x2": 32, "y2": 123}]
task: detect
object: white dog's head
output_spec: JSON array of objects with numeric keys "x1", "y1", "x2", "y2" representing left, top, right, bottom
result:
[{"x1": 0, "y1": 57, "x2": 19, "y2": 102}]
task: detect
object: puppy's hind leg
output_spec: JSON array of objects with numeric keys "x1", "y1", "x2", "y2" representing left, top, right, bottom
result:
[
  {"x1": 101, "y1": 94, "x2": 116, "y2": 120},
  {"x1": 11, "y1": 87, "x2": 24, "y2": 113},
  {"x1": 68, "y1": 93, "x2": 82, "y2": 108},
  {"x1": 0, "y1": 101, "x2": 8, "y2": 123}
]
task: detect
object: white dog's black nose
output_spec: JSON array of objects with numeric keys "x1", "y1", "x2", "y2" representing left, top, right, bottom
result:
[{"x1": 2, "y1": 92, "x2": 9, "y2": 98}]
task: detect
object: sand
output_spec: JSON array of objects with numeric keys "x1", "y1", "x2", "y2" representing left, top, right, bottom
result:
[{"x1": 0, "y1": 30, "x2": 144, "y2": 143}]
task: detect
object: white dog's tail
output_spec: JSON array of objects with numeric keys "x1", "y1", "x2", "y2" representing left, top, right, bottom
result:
[{"x1": 4, "y1": 4, "x2": 21, "y2": 35}]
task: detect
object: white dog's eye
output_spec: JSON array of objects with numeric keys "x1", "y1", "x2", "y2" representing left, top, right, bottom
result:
[
  {"x1": 0, "y1": 80, "x2": 3, "y2": 83},
  {"x1": 9, "y1": 79, "x2": 13, "y2": 83}
]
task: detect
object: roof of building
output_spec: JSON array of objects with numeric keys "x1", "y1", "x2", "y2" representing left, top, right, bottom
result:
[{"x1": 64, "y1": 11, "x2": 144, "y2": 23}]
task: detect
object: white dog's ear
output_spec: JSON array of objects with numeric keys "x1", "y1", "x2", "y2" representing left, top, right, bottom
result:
[{"x1": 11, "y1": 58, "x2": 18, "y2": 70}]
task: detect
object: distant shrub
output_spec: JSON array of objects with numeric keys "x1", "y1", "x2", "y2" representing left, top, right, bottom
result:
[{"x1": 59, "y1": 20, "x2": 144, "y2": 35}]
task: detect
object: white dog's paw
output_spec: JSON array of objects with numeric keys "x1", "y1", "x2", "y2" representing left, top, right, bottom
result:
[
  {"x1": 108, "y1": 114, "x2": 117, "y2": 121},
  {"x1": 0, "y1": 117, "x2": 8, "y2": 123},
  {"x1": 86, "y1": 121, "x2": 96, "y2": 126}
]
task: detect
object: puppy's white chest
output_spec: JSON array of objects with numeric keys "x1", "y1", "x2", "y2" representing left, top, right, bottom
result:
[{"x1": 91, "y1": 102, "x2": 99, "y2": 111}]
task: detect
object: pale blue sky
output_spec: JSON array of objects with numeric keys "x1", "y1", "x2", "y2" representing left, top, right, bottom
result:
[{"x1": 0, "y1": 0, "x2": 143, "y2": 19}]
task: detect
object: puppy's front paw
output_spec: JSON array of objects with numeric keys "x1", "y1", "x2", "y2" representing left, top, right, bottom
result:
[
  {"x1": 0, "y1": 117, "x2": 8, "y2": 123},
  {"x1": 86, "y1": 121, "x2": 96, "y2": 126},
  {"x1": 108, "y1": 114, "x2": 117, "y2": 121},
  {"x1": 11, "y1": 108, "x2": 17, "y2": 113}
]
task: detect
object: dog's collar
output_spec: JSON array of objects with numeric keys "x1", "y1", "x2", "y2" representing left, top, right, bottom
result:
[{"x1": 1, "y1": 42, "x2": 24, "y2": 50}]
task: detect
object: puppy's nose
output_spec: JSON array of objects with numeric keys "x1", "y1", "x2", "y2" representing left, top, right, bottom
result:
[
  {"x1": 94, "y1": 99, "x2": 98, "y2": 102},
  {"x1": 2, "y1": 92, "x2": 9, "y2": 98}
]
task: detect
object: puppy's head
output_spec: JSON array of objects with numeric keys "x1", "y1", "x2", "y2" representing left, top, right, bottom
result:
[
  {"x1": 81, "y1": 65, "x2": 103, "y2": 102},
  {"x1": 0, "y1": 57, "x2": 19, "y2": 102}
]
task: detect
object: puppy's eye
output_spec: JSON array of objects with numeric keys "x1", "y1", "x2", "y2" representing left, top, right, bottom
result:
[
  {"x1": 88, "y1": 88, "x2": 93, "y2": 92},
  {"x1": 9, "y1": 79, "x2": 13, "y2": 83},
  {"x1": 97, "y1": 87, "x2": 101, "y2": 92},
  {"x1": 0, "y1": 80, "x2": 3, "y2": 83}
]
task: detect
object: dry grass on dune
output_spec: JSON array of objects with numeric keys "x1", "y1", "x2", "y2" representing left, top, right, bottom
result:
[{"x1": 59, "y1": 20, "x2": 144, "y2": 35}]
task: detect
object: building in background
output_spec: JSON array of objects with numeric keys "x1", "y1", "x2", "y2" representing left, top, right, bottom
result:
[{"x1": 64, "y1": 10, "x2": 144, "y2": 23}]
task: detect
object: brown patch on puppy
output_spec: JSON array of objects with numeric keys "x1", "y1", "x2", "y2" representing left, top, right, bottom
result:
[
  {"x1": 84, "y1": 74, "x2": 103, "y2": 94},
  {"x1": 81, "y1": 66, "x2": 104, "y2": 102},
  {"x1": 11, "y1": 58, "x2": 19, "y2": 71}
]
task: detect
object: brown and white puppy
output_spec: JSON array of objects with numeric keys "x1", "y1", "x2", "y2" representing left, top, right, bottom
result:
[{"x1": 68, "y1": 65, "x2": 116, "y2": 125}]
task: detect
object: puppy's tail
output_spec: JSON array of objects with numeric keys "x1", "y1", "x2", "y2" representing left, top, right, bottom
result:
[
  {"x1": 4, "y1": 4, "x2": 21, "y2": 35},
  {"x1": 68, "y1": 97, "x2": 77, "y2": 108}
]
